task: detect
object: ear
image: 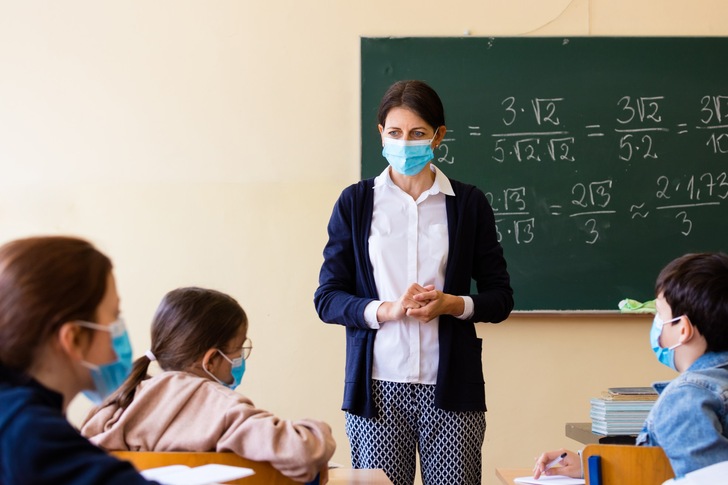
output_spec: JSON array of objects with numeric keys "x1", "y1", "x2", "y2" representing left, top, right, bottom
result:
[
  {"x1": 433, "y1": 125, "x2": 446, "y2": 148},
  {"x1": 201, "y1": 348, "x2": 220, "y2": 372},
  {"x1": 378, "y1": 124, "x2": 385, "y2": 145},
  {"x1": 677, "y1": 316, "x2": 695, "y2": 343},
  {"x1": 57, "y1": 322, "x2": 87, "y2": 361}
]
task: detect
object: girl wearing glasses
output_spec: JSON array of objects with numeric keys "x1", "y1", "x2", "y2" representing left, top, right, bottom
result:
[{"x1": 82, "y1": 287, "x2": 335, "y2": 483}]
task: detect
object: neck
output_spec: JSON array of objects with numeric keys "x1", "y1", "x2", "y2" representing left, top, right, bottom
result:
[
  {"x1": 389, "y1": 164, "x2": 436, "y2": 199},
  {"x1": 27, "y1": 347, "x2": 83, "y2": 412},
  {"x1": 675, "y1": 333, "x2": 708, "y2": 372}
]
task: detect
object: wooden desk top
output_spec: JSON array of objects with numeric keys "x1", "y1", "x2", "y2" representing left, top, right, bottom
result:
[
  {"x1": 495, "y1": 468, "x2": 534, "y2": 485},
  {"x1": 328, "y1": 468, "x2": 392, "y2": 485}
]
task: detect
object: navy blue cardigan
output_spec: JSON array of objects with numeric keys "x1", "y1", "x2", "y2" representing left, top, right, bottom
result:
[
  {"x1": 314, "y1": 177, "x2": 513, "y2": 418},
  {"x1": 0, "y1": 365, "x2": 156, "y2": 484}
]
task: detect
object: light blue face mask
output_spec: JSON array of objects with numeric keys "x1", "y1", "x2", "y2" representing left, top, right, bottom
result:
[
  {"x1": 650, "y1": 314, "x2": 683, "y2": 370},
  {"x1": 381, "y1": 130, "x2": 439, "y2": 176},
  {"x1": 78, "y1": 318, "x2": 134, "y2": 405},
  {"x1": 203, "y1": 349, "x2": 246, "y2": 389}
]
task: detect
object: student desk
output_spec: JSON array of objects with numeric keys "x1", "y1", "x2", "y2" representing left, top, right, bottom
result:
[
  {"x1": 329, "y1": 468, "x2": 393, "y2": 484},
  {"x1": 566, "y1": 422, "x2": 637, "y2": 445},
  {"x1": 495, "y1": 468, "x2": 533, "y2": 485}
]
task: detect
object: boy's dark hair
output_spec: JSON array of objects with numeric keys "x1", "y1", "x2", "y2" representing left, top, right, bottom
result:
[{"x1": 656, "y1": 252, "x2": 728, "y2": 352}]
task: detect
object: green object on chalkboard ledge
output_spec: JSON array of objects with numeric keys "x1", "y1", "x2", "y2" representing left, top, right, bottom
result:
[
  {"x1": 361, "y1": 36, "x2": 728, "y2": 311},
  {"x1": 618, "y1": 299, "x2": 656, "y2": 314}
]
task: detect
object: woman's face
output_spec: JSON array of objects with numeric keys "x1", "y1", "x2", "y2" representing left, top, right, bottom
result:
[{"x1": 378, "y1": 106, "x2": 438, "y2": 144}]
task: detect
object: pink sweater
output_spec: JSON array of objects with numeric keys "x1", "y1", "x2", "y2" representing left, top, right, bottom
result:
[{"x1": 81, "y1": 371, "x2": 336, "y2": 482}]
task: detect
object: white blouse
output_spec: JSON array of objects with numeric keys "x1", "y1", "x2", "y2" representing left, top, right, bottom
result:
[{"x1": 364, "y1": 165, "x2": 473, "y2": 385}]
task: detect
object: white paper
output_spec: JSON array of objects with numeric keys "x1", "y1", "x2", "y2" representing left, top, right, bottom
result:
[
  {"x1": 141, "y1": 464, "x2": 255, "y2": 485},
  {"x1": 514, "y1": 475, "x2": 586, "y2": 485},
  {"x1": 665, "y1": 460, "x2": 728, "y2": 485}
]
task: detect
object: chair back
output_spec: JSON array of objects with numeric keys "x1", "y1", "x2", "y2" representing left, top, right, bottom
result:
[
  {"x1": 111, "y1": 451, "x2": 300, "y2": 485},
  {"x1": 582, "y1": 444, "x2": 675, "y2": 485}
]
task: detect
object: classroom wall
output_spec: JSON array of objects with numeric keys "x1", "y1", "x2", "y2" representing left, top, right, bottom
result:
[{"x1": 1, "y1": 1, "x2": 725, "y2": 483}]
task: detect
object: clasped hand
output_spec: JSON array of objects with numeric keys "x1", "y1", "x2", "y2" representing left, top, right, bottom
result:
[{"x1": 379, "y1": 283, "x2": 456, "y2": 323}]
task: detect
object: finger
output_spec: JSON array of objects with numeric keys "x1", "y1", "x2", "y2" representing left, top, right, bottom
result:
[
  {"x1": 408, "y1": 283, "x2": 430, "y2": 294},
  {"x1": 414, "y1": 289, "x2": 438, "y2": 301}
]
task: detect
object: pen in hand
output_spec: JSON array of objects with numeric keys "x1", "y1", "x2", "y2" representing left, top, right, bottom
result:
[{"x1": 544, "y1": 452, "x2": 567, "y2": 471}]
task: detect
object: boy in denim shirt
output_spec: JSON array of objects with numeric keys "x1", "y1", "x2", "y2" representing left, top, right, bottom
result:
[{"x1": 534, "y1": 252, "x2": 728, "y2": 479}]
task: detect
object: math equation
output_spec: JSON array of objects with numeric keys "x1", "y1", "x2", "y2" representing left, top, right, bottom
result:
[{"x1": 434, "y1": 94, "x2": 728, "y2": 246}]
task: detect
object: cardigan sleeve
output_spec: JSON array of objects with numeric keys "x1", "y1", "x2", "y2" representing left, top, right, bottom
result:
[
  {"x1": 448, "y1": 181, "x2": 513, "y2": 324},
  {"x1": 314, "y1": 182, "x2": 377, "y2": 329}
]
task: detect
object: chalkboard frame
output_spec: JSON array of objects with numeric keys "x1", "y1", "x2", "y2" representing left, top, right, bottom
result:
[{"x1": 361, "y1": 36, "x2": 728, "y2": 312}]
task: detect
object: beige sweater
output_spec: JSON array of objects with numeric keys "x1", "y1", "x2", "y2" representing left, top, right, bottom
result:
[{"x1": 81, "y1": 371, "x2": 335, "y2": 483}]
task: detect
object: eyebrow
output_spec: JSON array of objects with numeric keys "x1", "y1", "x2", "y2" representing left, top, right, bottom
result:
[{"x1": 385, "y1": 126, "x2": 429, "y2": 131}]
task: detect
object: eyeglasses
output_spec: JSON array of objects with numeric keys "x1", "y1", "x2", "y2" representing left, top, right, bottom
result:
[{"x1": 240, "y1": 338, "x2": 253, "y2": 361}]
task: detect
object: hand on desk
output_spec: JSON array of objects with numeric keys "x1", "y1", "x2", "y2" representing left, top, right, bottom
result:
[{"x1": 533, "y1": 449, "x2": 581, "y2": 479}]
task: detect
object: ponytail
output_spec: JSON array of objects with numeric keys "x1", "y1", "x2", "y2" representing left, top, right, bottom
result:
[{"x1": 83, "y1": 354, "x2": 152, "y2": 421}]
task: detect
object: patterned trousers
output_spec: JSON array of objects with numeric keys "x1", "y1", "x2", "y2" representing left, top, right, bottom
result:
[{"x1": 345, "y1": 379, "x2": 486, "y2": 485}]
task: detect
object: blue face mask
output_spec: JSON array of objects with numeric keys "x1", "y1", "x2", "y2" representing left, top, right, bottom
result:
[
  {"x1": 203, "y1": 349, "x2": 245, "y2": 389},
  {"x1": 78, "y1": 319, "x2": 134, "y2": 405},
  {"x1": 650, "y1": 314, "x2": 683, "y2": 370},
  {"x1": 381, "y1": 130, "x2": 438, "y2": 176}
]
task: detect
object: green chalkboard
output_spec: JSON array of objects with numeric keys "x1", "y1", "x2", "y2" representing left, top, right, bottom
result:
[{"x1": 361, "y1": 37, "x2": 728, "y2": 312}]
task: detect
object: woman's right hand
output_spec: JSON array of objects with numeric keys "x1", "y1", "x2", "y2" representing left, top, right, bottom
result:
[
  {"x1": 532, "y1": 449, "x2": 581, "y2": 479},
  {"x1": 376, "y1": 283, "x2": 434, "y2": 322}
]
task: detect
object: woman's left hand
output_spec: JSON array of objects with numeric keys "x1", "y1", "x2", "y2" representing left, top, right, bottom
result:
[{"x1": 406, "y1": 289, "x2": 463, "y2": 323}]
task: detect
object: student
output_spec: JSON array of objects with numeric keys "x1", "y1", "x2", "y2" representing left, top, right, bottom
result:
[
  {"x1": 314, "y1": 79, "x2": 513, "y2": 485},
  {"x1": 533, "y1": 252, "x2": 728, "y2": 479},
  {"x1": 0, "y1": 236, "x2": 156, "y2": 484},
  {"x1": 82, "y1": 287, "x2": 336, "y2": 483}
]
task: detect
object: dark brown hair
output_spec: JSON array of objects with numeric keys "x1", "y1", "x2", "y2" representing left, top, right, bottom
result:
[
  {"x1": 101, "y1": 287, "x2": 247, "y2": 410},
  {"x1": 377, "y1": 80, "x2": 446, "y2": 130},
  {"x1": 656, "y1": 252, "x2": 728, "y2": 352},
  {"x1": 0, "y1": 236, "x2": 112, "y2": 372}
]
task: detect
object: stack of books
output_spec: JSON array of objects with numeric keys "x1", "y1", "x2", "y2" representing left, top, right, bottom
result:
[{"x1": 590, "y1": 387, "x2": 658, "y2": 436}]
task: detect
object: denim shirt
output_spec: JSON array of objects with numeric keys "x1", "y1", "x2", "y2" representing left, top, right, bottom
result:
[{"x1": 636, "y1": 351, "x2": 728, "y2": 477}]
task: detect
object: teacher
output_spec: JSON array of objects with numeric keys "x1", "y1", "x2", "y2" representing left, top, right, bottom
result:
[{"x1": 314, "y1": 79, "x2": 513, "y2": 485}]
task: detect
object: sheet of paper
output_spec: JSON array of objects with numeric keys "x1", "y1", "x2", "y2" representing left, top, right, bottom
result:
[
  {"x1": 514, "y1": 475, "x2": 586, "y2": 485},
  {"x1": 141, "y1": 464, "x2": 255, "y2": 485}
]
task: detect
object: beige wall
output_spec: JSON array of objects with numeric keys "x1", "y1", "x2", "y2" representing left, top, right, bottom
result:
[{"x1": 1, "y1": 1, "x2": 726, "y2": 483}]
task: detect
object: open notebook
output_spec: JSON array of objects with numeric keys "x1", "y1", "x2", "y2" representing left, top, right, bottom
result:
[
  {"x1": 140, "y1": 464, "x2": 254, "y2": 485},
  {"x1": 514, "y1": 475, "x2": 585, "y2": 485}
]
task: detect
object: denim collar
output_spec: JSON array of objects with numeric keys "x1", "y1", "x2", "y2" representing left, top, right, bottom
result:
[{"x1": 652, "y1": 350, "x2": 728, "y2": 394}]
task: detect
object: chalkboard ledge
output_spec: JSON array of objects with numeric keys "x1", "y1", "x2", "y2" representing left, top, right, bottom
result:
[{"x1": 509, "y1": 311, "x2": 648, "y2": 318}]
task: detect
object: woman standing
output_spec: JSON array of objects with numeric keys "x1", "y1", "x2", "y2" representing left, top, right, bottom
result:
[{"x1": 314, "y1": 80, "x2": 513, "y2": 485}]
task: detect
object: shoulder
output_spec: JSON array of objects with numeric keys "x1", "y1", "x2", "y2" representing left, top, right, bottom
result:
[
  {"x1": 447, "y1": 178, "x2": 487, "y2": 203},
  {"x1": 677, "y1": 366, "x2": 728, "y2": 397},
  {"x1": 0, "y1": 380, "x2": 62, "y2": 432},
  {"x1": 338, "y1": 178, "x2": 375, "y2": 200},
  {"x1": 654, "y1": 371, "x2": 725, "y2": 417},
  {"x1": 155, "y1": 371, "x2": 255, "y2": 404},
  {"x1": 445, "y1": 177, "x2": 492, "y2": 219},
  {"x1": 3, "y1": 386, "x2": 87, "y2": 452}
]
